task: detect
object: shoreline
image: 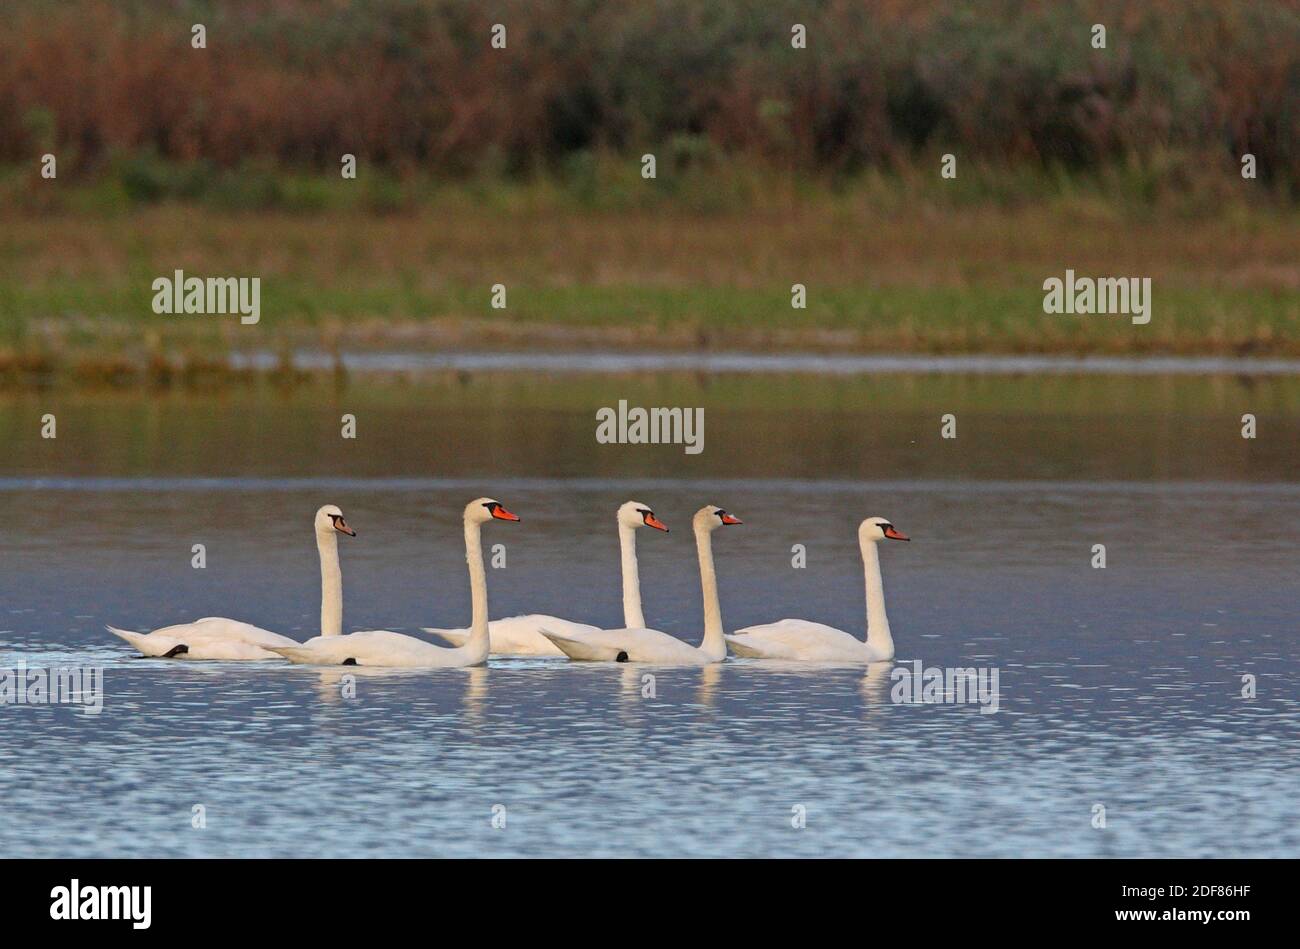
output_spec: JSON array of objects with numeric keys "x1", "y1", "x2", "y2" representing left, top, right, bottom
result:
[
  {"x1": 227, "y1": 349, "x2": 1300, "y2": 377},
  {"x1": 3, "y1": 344, "x2": 1299, "y2": 391}
]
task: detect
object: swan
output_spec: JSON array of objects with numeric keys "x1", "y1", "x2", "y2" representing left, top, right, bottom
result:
[
  {"x1": 725, "y1": 516, "x2": 908, "y2": 662},
  {"x1": 421, "y1": 500, "x2": 669, "y2": 656},
  {"x1": 540, "y1": 505, "x2": 741, "y2": 665},
  {"x1": 106, "y1": 504, "x2": 356, "y2": 660},
  {"x1": 265, "y1": 498, "x2": 519, "y2": 667}
]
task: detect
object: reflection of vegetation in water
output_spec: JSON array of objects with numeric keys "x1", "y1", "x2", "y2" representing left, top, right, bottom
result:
[{"x1": 2, "y1": 371, "x2": 1296, "y2": 483}]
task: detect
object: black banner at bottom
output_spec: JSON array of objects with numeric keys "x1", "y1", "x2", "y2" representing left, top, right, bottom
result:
[{"x1": 2, "y1": 858, "x2": 1281, "y2": 935}]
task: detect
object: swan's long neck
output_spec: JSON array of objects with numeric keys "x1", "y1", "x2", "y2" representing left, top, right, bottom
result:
[
  {"x1": 695, "y1": 523, "x2": 726, "y2": 661},
  {"x1": 317, "y1": 529, "x2": 343, "y2": 637},
  {"x1": 619, "y1": 523, "x2": 646, "y2": 629},
  {"x1": 464, "y1": 517, "x2": 490, "y2": 662},
  {"x1": 860, "y1": 538, "x2": 894, "y2": 659}
]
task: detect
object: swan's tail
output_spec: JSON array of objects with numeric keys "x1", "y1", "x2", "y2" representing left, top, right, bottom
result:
[
  {"x1": 723, "y1": 634, "x2": 769, "y2": 659},
  {"x1": 538, "y1": 628, "x2": 627, "y2": 662},
  {"x1": 261, "y1": 645, "x2": 320, "y2": 664},
  {"x1": 106, "y1": 625, "x2": 188, "y2": 658},
  {"x1": 420, "y1": 627, "x2": 470, "y2": 647}
]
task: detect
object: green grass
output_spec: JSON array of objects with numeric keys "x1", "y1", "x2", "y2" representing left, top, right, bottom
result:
[
  {"x1": 1, "y1": 169, "x2": 1297, "y2": 364},
  {"x1": 4, "y1": 279, "x2": 1293, "y2": 356}
]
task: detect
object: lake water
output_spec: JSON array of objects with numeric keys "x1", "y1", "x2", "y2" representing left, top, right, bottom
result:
[{"x1": 1, "y1": 366, "x2": 1297, "y2": 857}]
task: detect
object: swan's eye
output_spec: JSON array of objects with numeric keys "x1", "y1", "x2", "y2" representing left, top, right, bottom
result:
[{"x1": 483, "y1": 502, "x2": 497, "y2": 512}]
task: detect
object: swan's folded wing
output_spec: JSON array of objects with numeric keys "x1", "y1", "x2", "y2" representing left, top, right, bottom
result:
[
  {"x1": 543, "y1": 626, "x2": 705, "y2": 663},
  {"x1": 263, "y1": 644, "x2": 327, "y2": 664},
  {"x1": 182, "y1": 640, "x2": 283, "y2": 661},
  {"x1": 730, "y1": 619, "x2": 851, "y2": 648},
  {"x1": 538, "y1": 628, "x2": 629, "y2": 661},
  {"x1": 286, "y1": 630, "x2": 476, "y2": 667},
  {"x1": 423, "y1": 616, "x2": 599, "y2": 655},
  {"x1": 724, "y1": 632, "x2": 786, "y2": 658},
  {"x1": 607, "y1": 627, "x2": 707, "y2": 663},
  {"x1": 495, "y1": 615, "x2": 600, "y2": 637},
  {"x1": 728, "y1": 619, "x2": 865, "y2": 660},
  {"x1": 420, "y1": 627, "x2": 470, "y2": 646},
  {"x1": 106, "y1": 626, "x2": 187, "y2": 658},
  {"x1": 186, "y1": 618, "x2": 299, "y2": 648},
  {"x1": 262, "y1": 634, "x2": 370, "y2": 665}
]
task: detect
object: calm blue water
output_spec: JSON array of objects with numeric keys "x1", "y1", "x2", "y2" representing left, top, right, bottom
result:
[{"x1": 2, "y1": 478, "x2": 1296, "y2": 857}]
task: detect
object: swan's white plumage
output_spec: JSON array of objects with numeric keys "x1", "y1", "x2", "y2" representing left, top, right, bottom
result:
[
  {"x1": 724, "y1": 516, "x2": 905, "y2": 663},
  {"x1": 106, "y1": 626, "x2": 185, "y2": 658},
  {"x1": 726, "y1": 619, "x2": 889, "y2": 662},
  {"x1": 540, "y1": 505, "x2": 740, "y2": 665},
  {"x1": 420, "y1": 500, "x2": 666, "y2": 656},
  {"x1": 107, "y1": 619, "x2": 296, "y2": 660},
  {"x1": 107, "y1": 504, "x2": 355, "y2": 661},
  {"x1": 270, "y1": 497, "x2": 517, "y2": 668},
  {"x1": 269, "y1": 629, "x2": 491, "y2": 667},
  {"x1": 542, "y1": 626, "x2": 717, "y2": 665},
  {"x1": 422, "y1": 615, "x2": 594, "y2": 656}
]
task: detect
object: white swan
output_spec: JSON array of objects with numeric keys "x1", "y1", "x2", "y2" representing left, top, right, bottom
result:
[
  {"x1": 107, "y1": 504, "x2": 356, "y2": 660},
  {"x1": 725, "y1": 516, "x2": 908, "y2": 662},
  {"x1": 540, "y1": 505, "x2": 741, "y2": 665},
  {"x1": 422, "y1": 499, "x2": 669, "y2": 656},
  {"x1": 265, "y1": 498, "x2": 518, "y2": 667}
]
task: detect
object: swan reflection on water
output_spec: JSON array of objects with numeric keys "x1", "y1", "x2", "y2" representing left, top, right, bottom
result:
[
  {"x1": 309, "y1": 663, "x2": 490, "y2": 723},
  {"x1": 721, "y1": 656, "x2": 894, "y2": 719},
  {"x1": 309, "y1": 663, "x2": 444, "y2": 705},
  {"x1": 461, "y1": 666, "x2": 489, "y2": 724}
]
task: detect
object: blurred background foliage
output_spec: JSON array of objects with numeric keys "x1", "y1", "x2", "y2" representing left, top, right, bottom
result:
[{"x1": 0, "y1": 0, "x2": 1296, "y2": 210}]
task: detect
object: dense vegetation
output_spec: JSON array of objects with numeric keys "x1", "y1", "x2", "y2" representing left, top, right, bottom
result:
[{"x1": 0, "y1": 0, "x2": 1297, "y2": 206}]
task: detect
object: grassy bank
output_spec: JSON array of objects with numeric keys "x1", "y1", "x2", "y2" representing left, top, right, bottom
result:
[{"x1": 2, "y1": 174, "x2": 1297, "y2": 369}]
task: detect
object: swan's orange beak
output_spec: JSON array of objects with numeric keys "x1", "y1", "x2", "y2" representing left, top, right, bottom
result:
[
  {"x1": 491, "y1": 505, "x2": 521, "y2": 522},
  {"x1": 330, "y1": 514, "x2": 356, "y2": 536},
  {"x1": 644, "y1": 513, "x2": 669, "y2": 532},
  {"x1": 883, "y1": 525, "x2": 909, "y2": 541},
  {"x1": 720, "y1": 513, "x2": 743, "y2": 525}
]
